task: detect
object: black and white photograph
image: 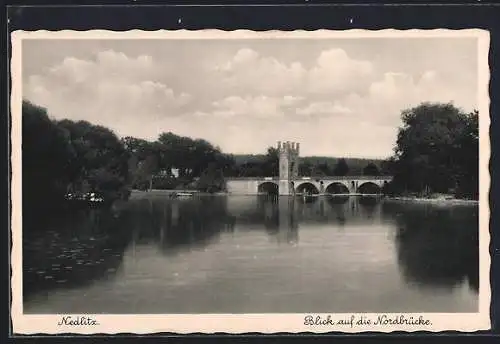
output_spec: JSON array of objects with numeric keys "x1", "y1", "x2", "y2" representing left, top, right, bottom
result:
[{"x1": 10, "y1": 29, "x2": 490, "y2": 333}]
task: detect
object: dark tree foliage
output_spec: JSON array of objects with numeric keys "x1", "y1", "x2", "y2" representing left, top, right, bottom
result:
[
  {"x1": 196, "y1": 163, "x2": 226, "y2": 193},
  {"x1": 122, "y1": 131, "x2": 235, "y2": 191},
  {"x1": 263, "y1": 147, "x2": 279, "y2": 177},
  {"x1": 363, "y1": 162, "x2": 380, "y2": 176},
  {"x1": 22, "y1": 101, "x2": 74, "y2": 222},
  {"x1": 215, "y1": 152, "x2": 387, "y2": 177},
  {"x1": 31, "y1": 97, "x2": 463, "y2": 219},
  {"x1": 232, "y1": 154, "x2": 385, "y2": 177},
  {"x1": 380, "y1": 158, "x2": 396, "y2": 176},
  {"x1": 333, "y1": 158, "x2": 349, "y2": 176},
  {"x1": 122, "y1": 137, "x2": 160, "y2": 190},
  {"x1": 224, "y1": 146, "x2": 279, "y2": 178},
  {"x1": 299, "y1": 161, "x2": 313, "y2": 176},
  {"x1": 238, "y1": 162, "x2": 265, "y2": 177},
  {"x1": 22, "y1": 101, "x2": 130, "y2": 233},
  {"x1": 315, "y1": 162, "x2": 331, "y2": 177},
  {"x1": 57, "y1": 119, "x2": 129, "y2": 200},
  {"x1": 386, "y1": 102, "x2": 478, "y2": 199}
]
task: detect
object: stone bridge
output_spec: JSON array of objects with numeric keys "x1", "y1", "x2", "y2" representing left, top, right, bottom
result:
[
  {"x1": 225, "y1": 140, "x2": 392, "y2": 196},
  {"x1": 225, "y1": 176, "x2": 393, "y2": 196}
]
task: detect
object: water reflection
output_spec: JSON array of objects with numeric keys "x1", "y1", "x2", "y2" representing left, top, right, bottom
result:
[
  {"x1": 256, "y1": 197, "x2": 299, "y2": 244},
  {"x1": 23, "y1": 195, "x2": 479, "y2": 313},
  {"x1": 23, "y1": 206, "x2": 132, "y2": 300},
  {"x1": 128, "y1": 197, "x2": 236, "y2": 256},
  {"x1": 384, "y1": 202, "x2": 479, "y2": 293}
]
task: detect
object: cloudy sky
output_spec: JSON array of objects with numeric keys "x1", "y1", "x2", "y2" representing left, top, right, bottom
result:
[{"x1": 22, "y1": 37, "x2": 478, "y2": 158}]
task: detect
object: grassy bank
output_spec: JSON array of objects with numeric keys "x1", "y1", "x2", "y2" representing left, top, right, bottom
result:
[
  {"x1": 385, "y1": 196, "x2": 478, "y2": 206},
  {"x1": 129, "y1": 189, "x2": 228, "y2": 199}
]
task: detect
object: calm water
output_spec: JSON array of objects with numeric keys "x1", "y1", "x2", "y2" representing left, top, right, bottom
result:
[{"x1": 23, "y1": 194, "x2": 479, "y2": 314}]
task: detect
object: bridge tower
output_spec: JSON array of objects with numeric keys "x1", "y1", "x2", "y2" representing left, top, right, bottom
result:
[{"x1": 277, "y1": 141, "x2": 300, "y2": 195}]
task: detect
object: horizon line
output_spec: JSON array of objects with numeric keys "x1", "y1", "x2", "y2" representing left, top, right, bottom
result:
[{"x1": 227, "y1": 152, "x2": 391, "y2": 160}]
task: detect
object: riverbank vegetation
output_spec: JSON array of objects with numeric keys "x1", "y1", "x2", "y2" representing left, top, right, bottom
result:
[
  {"x1": 21, "y1": 99, "x2": 479, "y2": 231},
  {"x1": 22, "y1": 101, "x2": 131, "y2": 231},
  {"x1": 382, "y1": 102, "x2": 479, "y2": 201},
  {"x1": 22, "y1": 99, "x2": 387, "y2": 203}
]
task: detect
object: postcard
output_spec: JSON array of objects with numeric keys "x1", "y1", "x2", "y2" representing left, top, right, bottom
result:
[{"x1": 10, "y1": 28, "x2": 491, "y2": 334}]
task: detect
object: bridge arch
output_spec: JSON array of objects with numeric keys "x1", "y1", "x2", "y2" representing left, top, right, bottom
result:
[
  {"x1": 295, "y1": 182, "x2": 320, "y2": 195},
  {"x1": 325, "y1": 182, "x2": 350, "y2": 195},
  {"x1": 257, "y1": 181, "x2": 279, "y2": 195},
  {"x1": 357, "y1": 181, "x2": 382, "y2": 195}
]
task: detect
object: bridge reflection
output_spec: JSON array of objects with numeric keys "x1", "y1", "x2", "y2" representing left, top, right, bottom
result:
[
  {"x1": 251, "y1": 195, "x2": 388, "y2": 243},
  {"x1": 123, "y1": 195, "x2": 387, "y2": 252},
  {"x1": 253, "y1": 195, "x2": 384, "y2": 223},
  {"x1": 23, "y1": 194, "x2": 479, "y2": 304},
  {"x1": 257, "y1": 196, "x2": 299, "y2": 244},
  {"x1": 131, "y1": 195, "x2": 478, "y2": 293}
]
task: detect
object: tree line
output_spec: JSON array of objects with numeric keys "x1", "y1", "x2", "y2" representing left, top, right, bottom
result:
[
  {"x1": 22, "y1": 101, "x2": 131, "y2": 225},
  {"x1": 119, "y1": 136, "x2": 385, "y2": 190},
  {"x1": 22, "y1": 98, "x2": 479, "y2": 225},
  {"x1": 22, "y1": 99, "x2": 387, "y2": 202}
]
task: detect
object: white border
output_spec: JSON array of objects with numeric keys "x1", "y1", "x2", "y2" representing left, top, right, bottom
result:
[{"x1": 10, "y1": 29, "x2": 491, "y2": 334}]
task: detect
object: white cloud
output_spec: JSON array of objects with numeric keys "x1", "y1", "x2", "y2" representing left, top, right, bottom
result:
[
  {"x1": 282, "y1": 95, "x2": 305, "y2": 106},
  {"x1": 211, "y1": 95, "x2": 289, "y2": 119},
  {"x1": 368, "y1": 70, "x2": 462, "y2": 106},
  {"x1": 369, "y1": 72, "x2": 415, "y2": 100},
  {"x1": 215, "y1": 47, "x2": 374, "y2": 97},
  {"x1": 181, "y1": 66, "x2": 474, "y2": 158},
  {"x1": 308, "y1": 48, "x2": 374, "y2": 94},
  {"x1": 218, "y1": 48, "x2": 260, "y2": 70},
  {"x1": 190, "y1": 94, "x2": 308, "y2": 123},
  {"x1": 48, "y1": 51, "x2": 156, "y2": 84},
  {"x1": 22, "y1": 40, "x2": 478, "y2": 158},
  {"x1": 214, "y1": 48, "x2": 307, "y2": 96},
  {"x1": 296, "y1": 101, "x2": 352, "y2": 117},
  {"x1": 24, "y1": 50, "x2": 191, "y2": 134},
  {"x1": 340, "y1": 70, "x2": 476, "y2": 128}
]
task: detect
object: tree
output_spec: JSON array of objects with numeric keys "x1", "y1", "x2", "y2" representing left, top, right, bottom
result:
[
  {"x1": 121, "y1": 136, "x2": 149, "y2": 156},
  {"x1": 56, "y1": 119, "x2": 129, "y2": 198},
  {"x1": 263, "y1": 147, "x2": 279, "y2": 176},
  {"x1": 390, "y1": 102, "x2": 478, "y2": 198},
  {"x1": 454, "y1": 110, "x2": 479, "y2": 199},
  {"x1": 22, "y1": 100, "x2": 132, "y2": 233},
  {"x1": 157, "y1": 131, "x2": 226, "y2": 179},
  {"x1": 215, "y1": 152, "x2": 237, "y2": 177},
  {"x1": 122, "y1": 137, "x2": 164, "y2": 189},
  {"x1": 239, "y1": 162, "x2": 265, "y2": 177},
  {"x1": 22, "y1": 101, "x2": 74, "y2": 221},
  {"x1": 196, "y1": 163, "x2": 225, "y2": 193},
  {"x1": 137, "y1": 155, "x2": 159, "y2": 190},
  {"x1": 363, "y1": 163, "x2": 380, "y2": 176},
  {"x1": 122, "y1": 132, "x2": 239, "y2": 189},
  {"x1": 333, "y1": 158, "x2": 349, "y2": 176},
  {"x1": 299, "y1": 161, "x2": 313, "y2": 176},
  {"x1": 317, "y1": 162, "x2": 331, "y2": 176},
  {"x1": 380, "y1": 157, "x2": 396, "y2": 176}
]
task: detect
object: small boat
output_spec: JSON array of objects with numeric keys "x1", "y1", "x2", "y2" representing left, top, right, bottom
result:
[
  {"x1": 172, "y1": 192, "x2": 194, "y2": 199},
  {"x1": 64, "y1": 192, "x2": 106, "y2": 208}
]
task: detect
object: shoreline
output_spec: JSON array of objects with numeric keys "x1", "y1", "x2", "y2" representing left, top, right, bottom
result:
[
  {"x1": 129, "y1": 189, "x2": 478, "y2": 205},
  {"x1": 384, "y1": 196, "x2": 478, "y2": 206}
]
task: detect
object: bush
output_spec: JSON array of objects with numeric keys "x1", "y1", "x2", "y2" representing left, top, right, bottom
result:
[{"x1": 152, "y1": 176, "x2": 179, "y2": 190}]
